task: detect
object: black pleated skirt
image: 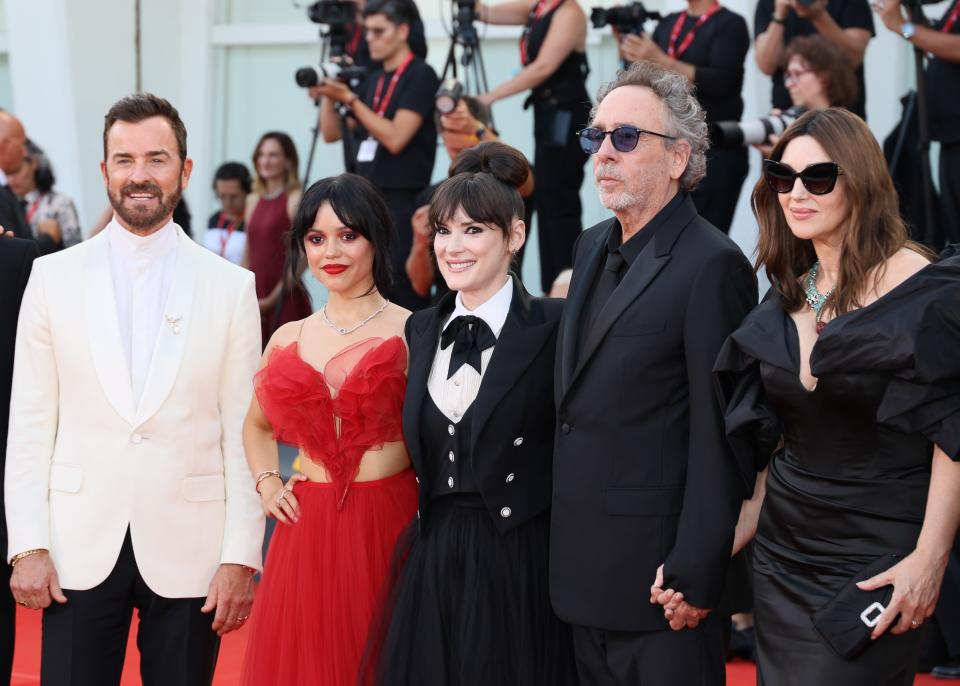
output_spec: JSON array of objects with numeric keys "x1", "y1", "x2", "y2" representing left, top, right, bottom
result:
[{"x1": 365, "y1": 495, "x2": 577, "y2": 686}]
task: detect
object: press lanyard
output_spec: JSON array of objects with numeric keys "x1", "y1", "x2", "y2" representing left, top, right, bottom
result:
[
  {"x1": 372, "y1": 51, "x2": 415, "y2": 116},
  {"x1": 215, "y1": 212, "x2": 238, "y2": 258},
  {"x1": 666, "y1": 1, "x2": 721, "y2": 58},
  {"x1": 26, "y1": 196, "x2": 42, "y2": 224},
  {"x1": 520, "y1": 0, "x2": 563, "y2": 65},
  {"x1": 942, "y1": 0, "x2": 960, "y2": 33}
]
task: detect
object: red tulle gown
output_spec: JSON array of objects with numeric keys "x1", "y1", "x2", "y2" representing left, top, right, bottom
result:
[{"x1": 241, "y1": 336, "x2": 418, "y2": 686}]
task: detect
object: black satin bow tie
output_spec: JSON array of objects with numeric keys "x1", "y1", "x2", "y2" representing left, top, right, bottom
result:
[{"x1": 440, "y1": 315, "x2": 496, "y2": 379}]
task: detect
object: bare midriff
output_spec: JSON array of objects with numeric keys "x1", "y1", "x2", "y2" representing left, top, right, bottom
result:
[{"x1": 296, "y1": 440, "x2": 411, "y2": 484}]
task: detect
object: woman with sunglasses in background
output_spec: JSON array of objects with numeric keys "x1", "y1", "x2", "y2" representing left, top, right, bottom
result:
[
  {"x1": 364, "y1": 142, "x2": 576, "y2": 686},
  {"x1": 710, "y1": 107, "x2": 960, "y2": 683}
]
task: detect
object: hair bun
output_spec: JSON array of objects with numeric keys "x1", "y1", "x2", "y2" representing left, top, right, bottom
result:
[{"x1": 449, "y1": 141, "x2": 530, "y2": 190}]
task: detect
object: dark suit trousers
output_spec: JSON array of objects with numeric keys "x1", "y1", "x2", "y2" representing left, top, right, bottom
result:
[
  {"x1": 41, "y1": 531, "x2": 220, "y2": 686},
  {"x1": 572, "y1": 620, "x2": 728, "y2": 686}
]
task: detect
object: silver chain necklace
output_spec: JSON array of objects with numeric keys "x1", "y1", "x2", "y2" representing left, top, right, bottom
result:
[{"x1": 320, "y1": 299, "x2": 390, "y2": 335}]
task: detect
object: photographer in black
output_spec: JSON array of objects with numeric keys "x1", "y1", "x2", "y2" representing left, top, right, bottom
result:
[
  {"x1": 475, "y1": 0, "x2": 590, "y2": 294},
  {"x1": 617, "y1": 0, "x2": 750, "y2": 234},
  {"x1": 875, "y1": 0, "x2": 960, "y2": 247},
  {"x1": 315, "y1": 0, "x2": 440, "y2": 310}
]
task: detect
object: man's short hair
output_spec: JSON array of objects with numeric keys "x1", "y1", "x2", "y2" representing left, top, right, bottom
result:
[
  {"x1": 592, "y1": 61, "x2": 709, "y2": 192},
  {"x1": 363, "y1": 0, "x2": 417, "y2": 26},
  {"x1": 103, "y1": 93, "x2": 187, "y2": 162},
  {"x1": 213, "y1": 161, "x2": 252, "y2": 194}
]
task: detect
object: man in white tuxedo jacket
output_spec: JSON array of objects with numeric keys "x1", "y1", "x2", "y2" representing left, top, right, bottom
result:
[{"x1": 5, "y1": 93, "x2": 265, "y2": 686}]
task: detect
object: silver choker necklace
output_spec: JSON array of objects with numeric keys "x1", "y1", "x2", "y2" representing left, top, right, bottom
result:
[{"x1": 321, "y1": 299, "x2": 390, "y2": 335}]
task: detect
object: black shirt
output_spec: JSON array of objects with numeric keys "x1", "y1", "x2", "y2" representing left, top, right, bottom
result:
[
  {"x1": 926, "y1": 0, "x2": 960, "y2": 144},
  {"x1": 754, "y1": 0, "x2": 874, "y2": 118},
  {"x1": 524, "y1": 1, "x2": 590, "y2": 106},
  {"x1": 652, "y1": 8, "x2": 750, "y2": 123},
  {"x1": 577, "y1": 192, "x2": 686, "y2": 356},
  {"x1": 356, "y1": 56, "x2": 439, "y2": 190}
]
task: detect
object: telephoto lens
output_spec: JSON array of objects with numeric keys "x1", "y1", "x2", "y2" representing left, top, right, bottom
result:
[
  {"x1": 295, "y1": 63, "x2": 343, "y2": 87},
  {"x1": 710, "y1": 106, "x2": 807, "y2": 149},
  {"x1": 435, "y1": 79, "x2": 464, "y2": 114}
]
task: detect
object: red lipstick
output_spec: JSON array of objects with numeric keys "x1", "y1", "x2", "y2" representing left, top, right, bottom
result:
[{"x1": 321, "y1": 264, "x2": 349, "y2": 274}]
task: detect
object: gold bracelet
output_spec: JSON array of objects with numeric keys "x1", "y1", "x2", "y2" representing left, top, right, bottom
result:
[
  {"x1": 255, "y1": 470, "x2": 282, "y2": 495},
  {"x1": 10, "y1": 548, "x2": 48, "y2": 567}
]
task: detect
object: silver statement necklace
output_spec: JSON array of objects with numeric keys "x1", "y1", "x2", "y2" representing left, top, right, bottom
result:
[{"x1": 321, "y1": 299, "x2": 390, "y2": 335}]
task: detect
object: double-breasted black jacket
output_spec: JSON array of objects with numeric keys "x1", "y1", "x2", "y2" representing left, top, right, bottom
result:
[
  {"x1": 550, "y1": 196, "x2": 758, "y2": 631},
  {"x1": 403, "y1": 275, "x2": 563, "y2": 534}
]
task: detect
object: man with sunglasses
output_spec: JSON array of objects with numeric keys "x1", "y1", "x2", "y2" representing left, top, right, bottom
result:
[
  {"x1": 550, "y1": 60, "x2": 757, "y2": 685},
  {"x1": 314, "y1": 0, "x2": 439, "y2": 311}
]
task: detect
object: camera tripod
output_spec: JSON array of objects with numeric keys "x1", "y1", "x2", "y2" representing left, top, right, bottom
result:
[{"x1": 440, "y1": 0, "x2": 494, "y2": 125}]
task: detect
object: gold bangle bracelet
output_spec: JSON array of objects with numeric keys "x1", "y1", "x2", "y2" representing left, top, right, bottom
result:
[
  {"x1": 10, "y1": 548, "x2": 47, "y2": 567},
  {"x1": 255, "y1": 470, "x2": 282, "y2": 494}
]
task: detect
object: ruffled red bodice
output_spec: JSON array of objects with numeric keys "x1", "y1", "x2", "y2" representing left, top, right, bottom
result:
[{"x1": 255, "y1": 336, "x2": 408, "y2": 508}]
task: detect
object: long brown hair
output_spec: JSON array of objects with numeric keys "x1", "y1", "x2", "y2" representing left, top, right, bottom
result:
[
  {"x1": 753, "y1": 108, "x2": 924, "y2": 316},
  {"x1": 251, "y1": 131, "x2": 301, "y2": 194}
]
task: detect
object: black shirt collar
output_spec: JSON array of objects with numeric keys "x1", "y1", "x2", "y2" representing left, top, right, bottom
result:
[{"x1": 606, "y1": 191, "x2": 685, "y2": 267}]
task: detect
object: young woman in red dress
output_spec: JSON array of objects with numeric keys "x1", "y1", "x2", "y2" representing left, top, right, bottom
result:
[{"x1": 240, "y1": 173, "x2": 417, "y2": 685}]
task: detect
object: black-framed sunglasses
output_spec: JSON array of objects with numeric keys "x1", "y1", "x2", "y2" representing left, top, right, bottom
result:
[
  {"x1": 763, "y1": 159, "x2": 844, "y2": 195},
  {"x1": 577, "y1": 126, "x2": 677, "y2": 155}
]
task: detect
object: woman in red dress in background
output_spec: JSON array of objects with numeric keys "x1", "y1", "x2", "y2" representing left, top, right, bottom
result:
[
  {"x1": 243, "y1": 131, "x2": 313, "y2": 345},
  {"x1": 240, "y1": 174, "x2": 418, "y2": 685}
]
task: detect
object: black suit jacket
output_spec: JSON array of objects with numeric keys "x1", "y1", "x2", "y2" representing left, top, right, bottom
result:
[
  {"x1": 404, "y1": 274, "x2": 563, "y2": 533},
  {"x1": 0, "y1": 237, "x2": 40, "y2": 559},
  {"x1": 550, "y1": 196, "x2": 757, "y2": 631},
  {"x1": 0, "y1": 184, "x2": 32, "y2": 241}
]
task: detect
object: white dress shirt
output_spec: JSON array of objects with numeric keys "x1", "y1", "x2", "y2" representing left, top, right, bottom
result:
[
  {"x1": 427, "y1": 277, "x2": 513, "y2": 423},
  {"x1": 107, "y1": 219, "x2": 178, "y2": 403}
]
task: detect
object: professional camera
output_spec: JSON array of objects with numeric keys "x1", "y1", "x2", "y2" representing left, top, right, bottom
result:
[
  {"x1": 306, "y1": 0, "x2": 356, "y2": 27},
  {"x1": 435, "y1": 78, "x2": 465, "y2": 114},
  {"x1": 590, "y1": 2, "x2": 661, "y2": 35},
  {"x1": 710, "y1": 106, "x2": 807, "y2": 149},
  {"x1": 295, "y1": 62, "x2": 367, "y2": 87}
]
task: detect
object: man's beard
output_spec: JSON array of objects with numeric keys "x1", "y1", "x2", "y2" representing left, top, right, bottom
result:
[
  {"x1": 595, "y1": 163, "x2": 638, "y2": 212},
  {"x1": 108, "y1": 179, "x2": 181, "y2": 230}
]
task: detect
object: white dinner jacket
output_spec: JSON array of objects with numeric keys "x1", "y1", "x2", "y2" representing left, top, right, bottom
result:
[{"x1": 5, "y1": 226, "x2": 265, "y2": 598}]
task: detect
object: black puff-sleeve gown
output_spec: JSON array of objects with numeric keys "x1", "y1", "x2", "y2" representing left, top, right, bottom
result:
[{"x1": 714, "y1": 253, "x2": 960, "y2": 686}]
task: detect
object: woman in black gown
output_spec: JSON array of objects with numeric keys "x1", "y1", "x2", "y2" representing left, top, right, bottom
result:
[
  {"x1": 713, "y1": 108, "x2": 960, "y2": 684},
  {"x1": 366, "y1": 142, "x2": 576, "y2": 685}
]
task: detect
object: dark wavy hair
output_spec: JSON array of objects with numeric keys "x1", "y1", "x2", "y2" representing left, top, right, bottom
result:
[
  {"x1": 287, "y1": 173, "x2": 394, "y2": 297},
  {"x1": 753, "y1": 108, "x2": 930, "y2": 315},
  {"x1": 25, "y1": 139, "x2": 55, "y2": 194},
  {"x1": 429, "y1": 141, "x2": 529, "y2": 239},
  {"x1": 784, "y1": 35, "x2": 858, "y2": 109},
  {"x1": 213, "y1": 161, "x2": 252, "y2": 194}
]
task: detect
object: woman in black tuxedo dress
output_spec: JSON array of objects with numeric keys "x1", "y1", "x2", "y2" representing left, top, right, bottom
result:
[
  {"x1": 709, "y1": 108, "x2": 960, "y2": 685},
  {"x1": 365, "y1": 142, "x2": 576, "y2": 685}
]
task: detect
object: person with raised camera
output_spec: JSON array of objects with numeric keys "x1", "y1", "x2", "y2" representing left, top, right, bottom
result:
[
  {"x1": 755, "y1": 0, "x2": 874, "y2": 119},
  {"x1": 474, "y1": 0, "x2": 590, "y2": 295},
  {"x1": 617, "y1": 0, "x2": 750, "y2": 235},
  {"x1": 315, "y1": 0, "x2": 440, "y2": 311},
  {"x1": 875, "y1": 0, "x2": 960, "y2": 247}
]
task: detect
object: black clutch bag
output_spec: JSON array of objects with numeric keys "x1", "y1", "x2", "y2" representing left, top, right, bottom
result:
[{"x1": 810, "y1": 554, "x2": 901, "y2": 660}]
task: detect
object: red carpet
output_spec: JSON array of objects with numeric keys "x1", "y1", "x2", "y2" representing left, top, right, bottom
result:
[{"x1": 8, "y1": 607, "x2": 947, "y2": 685}]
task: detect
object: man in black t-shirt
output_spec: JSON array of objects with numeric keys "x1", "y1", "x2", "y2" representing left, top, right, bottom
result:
[
  {"x1": 316, "y1": 0, "x2": 439, "y2": 310},
  {"x1": 876, "y1": 0, "x2": 960, "y2": 248},
  {"x1": 754, "y1": 0, "x2": 874, "y2": 118}
]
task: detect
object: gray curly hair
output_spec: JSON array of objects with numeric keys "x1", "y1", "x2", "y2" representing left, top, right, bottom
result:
[{"x1": 591, "y1": 60, "x2": 709, "y2": 192}]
